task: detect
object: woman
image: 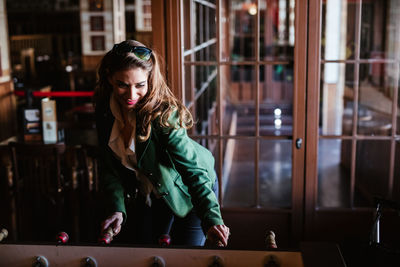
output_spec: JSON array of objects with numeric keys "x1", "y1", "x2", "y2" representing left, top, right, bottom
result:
[{"x1": 94, "y1": 40, "x2": 229, "y2": 246}]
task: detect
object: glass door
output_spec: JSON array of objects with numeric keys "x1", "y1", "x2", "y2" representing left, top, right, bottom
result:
[
  {"x1": 180, "y1": 0, "x2": 307, "y2": 249},
  {"x1": 305, "y1": 0, "x2": 400, "y2": 250}
]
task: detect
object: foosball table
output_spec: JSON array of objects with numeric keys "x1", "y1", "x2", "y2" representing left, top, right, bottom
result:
[
  {"x1": 0, "y1": 228, "x2": 346, "y2": 266},
  {"x1": 0, "y1": 242, "x2": 345, "y2": 267}
]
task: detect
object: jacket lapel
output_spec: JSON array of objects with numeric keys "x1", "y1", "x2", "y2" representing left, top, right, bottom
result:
[{"x1": 136, "y1": 127, "x2": 152, "y2": 168}]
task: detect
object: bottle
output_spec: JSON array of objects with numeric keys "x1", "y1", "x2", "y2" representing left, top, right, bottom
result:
[
  {"x1": 22, "y1": 88, "x2": 41, "y2": 142},
  {"x1": 41, "y1": 98, "x2": 58, "y2": 144}
]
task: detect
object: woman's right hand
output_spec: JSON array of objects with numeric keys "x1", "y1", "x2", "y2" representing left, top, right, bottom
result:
[{"x1": 101, "y1": 212, "x2": 123, "y2": 236}]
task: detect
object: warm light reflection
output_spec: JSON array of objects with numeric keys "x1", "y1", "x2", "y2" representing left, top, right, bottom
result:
[
  {"x1": 248, "y1": 4, "x2": 257, "y2": 15},
  {"x1": 242, "y1": 2, "x2": 257, "y2": 16}
]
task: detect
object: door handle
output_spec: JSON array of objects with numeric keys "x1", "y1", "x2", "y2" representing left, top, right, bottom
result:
[{"x1": 295, "y1": 138, "x2": 302, "y2": 149}]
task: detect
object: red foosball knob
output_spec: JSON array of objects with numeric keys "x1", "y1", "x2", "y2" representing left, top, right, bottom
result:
[
  {"x1": 99, "y1": 227, "x2": 114, "y2": 244},
  {"x1": 158, "y1": 234, "x2": 171, "y2": 246},
  {"x1": 56, "y1": 232, "x2": 69, "y2": 244}
]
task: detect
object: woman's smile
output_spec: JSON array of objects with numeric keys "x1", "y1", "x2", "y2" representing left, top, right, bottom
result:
[{"x1": 127, "y1": 99, "x2": 138, "y2": 105}]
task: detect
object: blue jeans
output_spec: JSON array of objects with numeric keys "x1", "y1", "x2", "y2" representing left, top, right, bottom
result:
[{"x1": 118, "y1": 178, "x2": 219, "y2": 246}]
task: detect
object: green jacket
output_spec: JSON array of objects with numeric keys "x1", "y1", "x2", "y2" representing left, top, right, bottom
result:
[{"x1": 96, "y1": 103, "x2": 224, "y2": 232}]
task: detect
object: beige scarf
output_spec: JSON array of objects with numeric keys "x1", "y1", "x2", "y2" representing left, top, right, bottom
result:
[{"x1": 108, "y1": 93, "x2": 154, "y2": 206}]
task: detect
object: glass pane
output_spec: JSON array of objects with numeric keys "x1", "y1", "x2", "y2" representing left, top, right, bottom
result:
[
  {"x1": 360, "y1": 1, "x2": 400, "y2": 60},
  {"x1": 357, "y1": 64, "x2": 394, "y2": 136},
  {"x1": 259, "y1": 0, "x2": 295, "y2": 61},
  {"x1": 320, "y1": 63, "x2": 355, "y2": 136},
  {"x1": 321, "y1": 0, "x2": 358, "y2": 60},
  {"x1": 223, "y1": 65, "x2": 256, "y2": 136},
  {"x1": 394, "y1": 141, "x2": 400, "y2": 203},
  {"x1": 259, "y1": 140, "x2": 292, "y2": 208},
  {"x1": 190, "y1": 65, "x2": 218, "y2": 135},
  {"x1": 354, "y1": 140, "x2": 391, "y2": 207},
  {"x1": 260, "y1": 64, "x2": 293, "y2": 136},
  {"x1": 223, "y1": 139, "x2": 255, "y2": 207},
  {"x1": 209, "y1": 43, "x2": 217, "y2": 61},
  {"x1": 229, "y1": 0, "x2": 257, "y2": 61},
  {"x1": 318, "y1": 139, "x2": 351, "y2": 208},
  {"x1": 398, "y1": 92, "x2": 400, "y2": 136},
  {"x1": 182, "y1": 1, "x2": 217, "y2": 60},
  {"x1": 184, "y1": 65, "x2": 194, "y2": 106},
  {"x1": 195, "y1": 2, "x2": 209, "y2": 46}
]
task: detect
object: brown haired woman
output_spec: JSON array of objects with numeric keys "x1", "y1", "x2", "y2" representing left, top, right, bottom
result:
[{"x1": 95, "y1": 40, "x2": 230, "y2": 246}]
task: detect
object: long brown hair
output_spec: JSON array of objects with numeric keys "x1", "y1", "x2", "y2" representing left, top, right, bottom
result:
[{"x1": 94, "y1": 40, "x2": 193, "y2": 142}]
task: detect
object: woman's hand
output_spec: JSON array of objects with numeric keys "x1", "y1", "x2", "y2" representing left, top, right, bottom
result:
[
  {"x1": 206, "y1": 225, "x2": 230, "y2": 247},
  {"x1": 101, "y1": 212, "x2": 123, "y2": 236}
]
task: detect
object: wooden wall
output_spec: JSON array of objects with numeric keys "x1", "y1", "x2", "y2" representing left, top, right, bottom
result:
[
  {"x1": 82, "y1": 55, "x2": 103, "y2": 72},
  {"x1": 0, "y1": 81, "x2": 17, "y2": 142}
]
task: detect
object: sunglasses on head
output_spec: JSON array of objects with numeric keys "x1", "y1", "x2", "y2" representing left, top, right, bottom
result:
[{"x1": 112, "y1": 43, "x2": 152, "y2": 61}]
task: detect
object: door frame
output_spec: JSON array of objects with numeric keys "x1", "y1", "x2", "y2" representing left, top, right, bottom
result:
[
  {"x1": 152, "y1": 0, "x2": 309, "y2": 248},
  {"x1": 304, "y1": 0, "x2": 321, "y2": 239}
]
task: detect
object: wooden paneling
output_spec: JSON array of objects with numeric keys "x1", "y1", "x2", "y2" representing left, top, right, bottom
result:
[
  {"x1": 0, "y1": 81, "x2": 17, "y2": 142},
  {"x1": 134, "y1": 31, "x2": 153, "y2": 48},
  {"x1": 81, "y1": 55, "x2": 103, "y2": 71},
  {"x1": 10, "y1": 34, "x2": 81, "y2": 66}
]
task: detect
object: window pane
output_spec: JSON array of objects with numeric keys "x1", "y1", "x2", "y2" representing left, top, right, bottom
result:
[
  {"x1": 322, "y1": 1, "x2": 400, "y2": 61},
  {"x1": 223, "y1": 139, "x2": 255, "y2": 207},
  {"x1": 354, "y1": 140, "x2": 391, "y2": 207},
  {"x1": 259, "y1": 140, "x2": 292, "y2": 208},
  {"x1": 320, "y1": 63, "x2": 355, "y2": 136},
  {"x1": 223, "y1": 65, "x2": 256, "y2": 136},
  {"x1": 318, "y1": 139, "x2": 351, "y2": 208},
  {"x1": 229, "y1": 0, "x2": 257, "y2": 61},
  {"x1": 184, "y1": 65, "x2": 194, "y2": 107},
  {"x1": 398, "y1": 104, "x2": 400, "y2": 136},
  {"x1": 209, "y1": 43, "x2": 217, "y2": 61},
  {"x1": 357, "y1": 64, "x2": 395, "y2": 136},
  {"x1": 394, "y1": 141, "x2": 400, "y2": 203},
  {"x1": 259, "y1": 0, "x2": 295, "y2": 61},
  {"x1": 182, "y1": 0, "x2": 216, "y2": 60},
  {"x1": 260, "y1": 64, "x2": 293, "y2": 136},
  {"x1": 360, "y1": 1, "x2": 400, "y2": 60},
  {"x1": 321, "y1": 0, "x2": 358, "y2": 60},
  {"x1": 182, "y1": 0, "x2": 194, "y2": 51},
  {"x1": 395, "y1": 65, "x2": 400, "y2": 136},
  {"x1": 194, "y1": 2, "x2": 216, "y2": 47},
  {"x1": 189, "y1": 65, "x2": 218, "y2": 135}
]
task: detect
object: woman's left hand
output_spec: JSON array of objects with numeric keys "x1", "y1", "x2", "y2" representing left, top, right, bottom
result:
[{"x1": 206, "y1": 225, "x2": 230, "y2": 247}]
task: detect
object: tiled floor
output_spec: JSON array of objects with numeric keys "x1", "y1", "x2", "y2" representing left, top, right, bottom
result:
[{"x1": 223, "y1": 139, "x2": 292, "y2": 208}]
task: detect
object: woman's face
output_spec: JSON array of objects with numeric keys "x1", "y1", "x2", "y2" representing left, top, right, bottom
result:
[{"x1": 109, "y1": 67, "x2": 149, "y2": 111}]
